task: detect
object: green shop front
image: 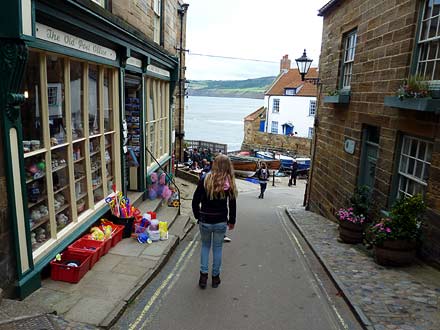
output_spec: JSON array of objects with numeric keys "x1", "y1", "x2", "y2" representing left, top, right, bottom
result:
[{"x1": 0, "y1": 0, "x2": 178, "y2": 298}]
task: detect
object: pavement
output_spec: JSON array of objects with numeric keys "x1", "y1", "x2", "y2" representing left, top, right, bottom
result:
[
  {"x1": 286, "y1": 207, "x2": 440, "y2": 330},
  {"x1": 1, "y1": 176, "x2": 439, "y2": 329}
]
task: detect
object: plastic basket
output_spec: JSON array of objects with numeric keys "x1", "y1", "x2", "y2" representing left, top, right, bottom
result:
[
  {"x1": 83, "y1": 234, "x2": 112, "y2": 255},
  {"x1": 50, "y1": 250, "x2": 91, "y2": 283},
  {"x1": 108, "y1": 224, "x2": 124, "y2": 247},
  {"x1": 67, "y1": 238, "x2": 103, "y2": 269}
]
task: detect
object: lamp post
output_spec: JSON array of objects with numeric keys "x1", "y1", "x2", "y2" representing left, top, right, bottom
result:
[{"x1": 295, "y1": 49, "x2": 320, "y2": 85}]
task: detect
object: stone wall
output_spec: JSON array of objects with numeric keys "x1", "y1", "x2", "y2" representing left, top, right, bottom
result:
[
  {"x1": 312, "y1": 0, "x2": 440, "y2": 265},
  {"x1": 242, "y1": 118, "x2": 311, "y2": 157}
]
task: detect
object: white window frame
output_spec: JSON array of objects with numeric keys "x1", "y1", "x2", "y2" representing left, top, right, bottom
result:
[
  {"x1": 341, "y1": 30, "x2": 357, "y2": 89},
  {"x1": 397, "y1": 135, "x2": 433, "y2": 199},
  {"x1": 271, "y1": 121, "x2": 278, "y2": 134},
  {"x1": 272, "y1": 98, "x2": 280, "y2": 113},
  {"x1": 285, "y1": 88, "x2": 296, "y2": 96},
  {"x1": 308, "y1": 127, "x2": 314, "y2": 138},
  {"x1": 153, "y1": 0, "x2": 161, "y2": 43},
  {"x1": 309, "y1": 100, "x2": 316, "y2": 116},
  {"x1": 416, "y1": 0, "x2": 440, "y2": 81},
  {"x1": 91, "y1": 0, "x2": 105, "y2": 8}
]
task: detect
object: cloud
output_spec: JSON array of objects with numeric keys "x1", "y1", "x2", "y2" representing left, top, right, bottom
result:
[{"x1": 185, "y1": 0, "x2": 329, "y2": 80}]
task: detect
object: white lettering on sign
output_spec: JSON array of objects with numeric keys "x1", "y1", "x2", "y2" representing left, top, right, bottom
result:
[
  {"x1": 127, "y1": 57, "x2": 143, "y2": 68},
  {"x1": 36, "y1": 23, "x2": 117, "y2": 61},
  {"x1": 147, "y1": 64, "x2": 170, "y2": 78}
]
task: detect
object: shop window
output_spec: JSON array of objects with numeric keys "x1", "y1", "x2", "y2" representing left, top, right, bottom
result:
[
  {"x1": 145, "y1": 77, "x2": 170, "y2": 170},
  {"x1": 397, "y1": 135, "x2": 433, "y2": 199},
  {"x1": 20, "y1": 50, "x2": 118, "y2": 257}
]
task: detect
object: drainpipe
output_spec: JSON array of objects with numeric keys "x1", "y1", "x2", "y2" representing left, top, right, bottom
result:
[
  {"x1": 265, "y1": 95, "x2": 271, "y2": 134},
  {"x1": 176, "y1": 3, "x2": 189, "y2": 162}
]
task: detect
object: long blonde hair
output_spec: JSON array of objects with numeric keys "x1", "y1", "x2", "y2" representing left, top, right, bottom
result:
[{"x1": 204, "y1": 154, "x2": 238, "y2": 200}]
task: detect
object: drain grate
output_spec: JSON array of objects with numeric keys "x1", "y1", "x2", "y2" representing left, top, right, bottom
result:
[{"x1": 0, "y1": 315, "x2": 58, "y2": 330}]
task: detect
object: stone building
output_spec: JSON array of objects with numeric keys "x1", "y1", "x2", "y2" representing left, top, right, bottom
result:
[
  {"x1": 0, "y1": 0, "x2": 188, "y2": 297},
  {"x1": 308, "y1": 0, "x2": 440, "y2": 265}
]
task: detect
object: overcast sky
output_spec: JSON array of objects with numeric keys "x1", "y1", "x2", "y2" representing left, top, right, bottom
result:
[{"x1": 185, "y1": 0, "x2": 330, "y2": 81}]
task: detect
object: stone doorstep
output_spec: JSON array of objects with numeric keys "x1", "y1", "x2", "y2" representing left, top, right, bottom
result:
[{"x1": 284, "y1": 208, "x2": 375, "y2": 330}]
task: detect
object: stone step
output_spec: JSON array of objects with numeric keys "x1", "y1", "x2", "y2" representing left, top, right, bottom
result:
[
  {"x1": 169, "y1": 214, "x2": 193, "y2": 240},
  {"x1": 156, "y1": 205, "x2": 179, "y2": 228}
]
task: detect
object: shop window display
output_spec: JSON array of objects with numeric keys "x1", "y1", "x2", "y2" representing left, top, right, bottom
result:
[
  {"x1": 21, "y1": 51, "x2": 45, "y2": 153},
  {"x1": 70, "y1": 61, "x2": 84, "y2": 140},
  {"x1": 19, "y1": 50, "x2": 118, "y2": 255},
  {"x1": 47, "y1": 56, "x2": 67, "y2": 145}
]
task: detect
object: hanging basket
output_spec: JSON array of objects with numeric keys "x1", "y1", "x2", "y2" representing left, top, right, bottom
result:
[{"x1": 338, "y1": 220, "x2": 364, "y2": 244}]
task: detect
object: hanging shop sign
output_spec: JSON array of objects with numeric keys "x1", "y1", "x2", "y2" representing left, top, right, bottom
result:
[
  {"x1": 36, "y1": 23, "x2": 117, "y2": 61},
  {"x1": 147, "y1": 64, "x2": 170, "y2": 78},
  {"x1": 127, "y1": 57, "x2": 143, "y2": 68}
]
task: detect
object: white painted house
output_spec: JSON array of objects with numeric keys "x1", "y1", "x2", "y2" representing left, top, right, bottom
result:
[{"x1": 264, "y1": 55, "x2": 318, "y2": 138}]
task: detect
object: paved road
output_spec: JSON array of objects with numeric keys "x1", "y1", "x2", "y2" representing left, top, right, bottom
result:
[{"x1": 113, "y1": 179, "x2": 363, "y2": 330}]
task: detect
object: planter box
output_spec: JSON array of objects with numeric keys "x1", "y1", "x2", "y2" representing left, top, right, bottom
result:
[
  {"x1": 323, "y1": 94, "x2": 350, "y2": 104},
  {"x1": 384, "y1": 96, "x2": 440, "y2": 113}
]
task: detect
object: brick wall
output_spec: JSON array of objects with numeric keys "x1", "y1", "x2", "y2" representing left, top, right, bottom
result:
[{"x1": 312, "y1": 0, "x2": 440, "y2": 265}]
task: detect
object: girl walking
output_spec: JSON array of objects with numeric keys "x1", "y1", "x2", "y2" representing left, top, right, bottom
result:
[
  {"x1": 256, "y1": 161, "x2": 269, "y2": 199},
  {"x1": 192, "y1": 154, "x2": 237, "y2": 289}
]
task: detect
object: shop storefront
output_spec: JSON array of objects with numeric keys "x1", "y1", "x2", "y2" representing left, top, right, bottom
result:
[{"x1": 1, "y1": 1, "x2": 178, "y2": 297}]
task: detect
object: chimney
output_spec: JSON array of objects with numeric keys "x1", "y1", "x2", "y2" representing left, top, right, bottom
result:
[{"x1": 280, "y1": 54, "x2": 291, "y2": 73}]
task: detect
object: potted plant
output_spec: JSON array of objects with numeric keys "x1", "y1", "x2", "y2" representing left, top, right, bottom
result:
[
  {"x1": 336, "y1": 186, "x2": 370, "y2": 244},
  {"x1": 384, "y1": 75, "x2": 440, "y2": 112},
  {"x1": 369, "y1": 194, "x2": 425, "y2": 266}
]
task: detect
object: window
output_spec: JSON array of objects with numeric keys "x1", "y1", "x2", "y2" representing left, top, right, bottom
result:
[
  {"x1": 341, "y1": 30, "x2": 357, "y2": 89},
  {"x1": 416, "y1": 0, "x2": 440, "y2": 80},
  {"x1": 272, "y1": 98, "x2": 280, "y2": 113},
  {"x1": 309, "y1": 100, "x2": 316, "y2": 116},
  {"x1": 20, "y1": 51, "x2": 119, "y2": 257},
  {"x1": 91, "y1": 0, "x2": 105, "y2": 8},
  {"x1": 308, "y1": 127, "x2": 314, "y2": 138},
  {"x1": 271, "y1": 121, "x2": 278, "y2": 134},
  {"x1": 145, "y1": 77, "x2": 170, "y2": 169},
  {"x1": 397, "y1": 136, "x2": 433, "y2": 198},
  {"x1": 285, "y1": 88, "x2": 296, "y2": 96},
  {"x1": 153, "y1": 0, "x2": 162, "y2": 43}
]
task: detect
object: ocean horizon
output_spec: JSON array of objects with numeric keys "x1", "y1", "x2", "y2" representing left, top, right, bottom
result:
[{"x1": 184, "y1": 96, "x2": 264, "y2": 152}]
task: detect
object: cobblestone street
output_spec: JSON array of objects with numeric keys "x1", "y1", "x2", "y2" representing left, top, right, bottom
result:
[{"x1": 287, "y1": 208, "x2": 440, "y2": 330}]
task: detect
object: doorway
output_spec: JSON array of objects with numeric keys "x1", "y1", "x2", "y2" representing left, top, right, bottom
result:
[{"x1": 124, "y1": 74, "x2": 143, "y2": 191}]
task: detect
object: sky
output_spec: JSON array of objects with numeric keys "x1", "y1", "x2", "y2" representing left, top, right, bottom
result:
[{"x1": 185, "y1": 0, "x2": 330, "y2": 81}]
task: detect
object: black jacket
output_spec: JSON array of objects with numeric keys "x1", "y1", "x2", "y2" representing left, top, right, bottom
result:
[{"x1": 192, "y1": 177, "x2": 236, "y2": 225}]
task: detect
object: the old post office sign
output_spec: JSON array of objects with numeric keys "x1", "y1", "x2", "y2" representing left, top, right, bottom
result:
[
  {"x1": 344, "y1": 138, "x2": 356, "y2": 154},
  {"x1": 36, "y1": 23, "x2": 117, "y2": 61}
]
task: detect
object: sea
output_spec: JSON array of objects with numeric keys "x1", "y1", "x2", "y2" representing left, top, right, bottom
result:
[{"x1": 184, "y1": 96, "x2": 264, "y2": 152}]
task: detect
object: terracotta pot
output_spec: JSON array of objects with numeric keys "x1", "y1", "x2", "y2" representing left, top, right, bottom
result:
[
  {"x1": 374, "y1": 240, "x2": 417, "y2": 266},
  {"x1": 338, "y1": 220, "x2": 363, "y2": 244}
]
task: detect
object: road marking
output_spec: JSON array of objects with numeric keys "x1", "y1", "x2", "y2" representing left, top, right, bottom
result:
[
  {"x1": 128, "y1": 233, "x2": 200, "y2": 330},
  {"x1": 277, "y1": 210, "x2": 349, "y2": 330}
]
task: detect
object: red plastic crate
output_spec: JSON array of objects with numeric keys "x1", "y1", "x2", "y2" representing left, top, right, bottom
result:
[
  {"x1": 83, "y1": 235, "x2": 112, "y2": 255},
  {"x1": 50, "y1": 250, "x2": 91, "y2": 283},
  {"x1": 67, "y1": 238, "x2": 103, "y2": 269},
  {"x1": 110, "y1": 224, "x2": 124, "y2": 247}
]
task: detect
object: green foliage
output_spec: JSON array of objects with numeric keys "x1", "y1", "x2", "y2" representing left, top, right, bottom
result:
[
  {"x1": 397, "y1": 75, "x2": 430, "y2": 99},
  {"x1": 349, "y1": 185, "x2": 371, "y2": 217},
  {"x1": 188, "y1": 77, "x2": 276, "y2": 93},
  {"x1": 326, "y1": 89, "x2": 340, "y2": 96},
  {"x1": 369, "y1": 194, "x2": 426, "y2": 245}
]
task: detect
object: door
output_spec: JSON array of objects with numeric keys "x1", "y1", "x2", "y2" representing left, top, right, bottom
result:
[{"x1": 358, "y1": 125, "x2": 380, "y2": 190}]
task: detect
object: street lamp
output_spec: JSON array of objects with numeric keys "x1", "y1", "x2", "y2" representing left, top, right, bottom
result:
[{"x1": 295, "y1": 49, "x2": 320, "y2": 85}]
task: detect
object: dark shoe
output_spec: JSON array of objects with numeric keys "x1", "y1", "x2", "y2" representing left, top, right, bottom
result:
[
  {"x1": 199, "y1": 272, "x2": 208, "y2": 289},
  {"x1": 212, "y1": 275, "x2": 221, "y2": 288}
]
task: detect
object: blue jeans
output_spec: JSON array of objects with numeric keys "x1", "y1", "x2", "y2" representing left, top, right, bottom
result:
[{"x1": 199, "y1": 222, "x2": 227, "y2": 276}]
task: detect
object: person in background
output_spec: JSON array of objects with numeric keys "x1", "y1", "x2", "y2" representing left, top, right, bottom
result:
[
  {"x1": 192, "y1": 148, "x2": 201, "y2": 165},
  {"x1": 200, "y1": 159, "x2": 211, "y2": 179},
  {"x1": 192, "y1": 154, "x2": 237, "y2": 289},
  {"x1": 256, "y1": 161, "x2": 269, "y2": 199},
  {"x1": 288, "y1": 159, "x2": 298, "y2": 186}
]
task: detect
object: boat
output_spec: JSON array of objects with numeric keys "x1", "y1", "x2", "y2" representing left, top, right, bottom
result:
[
  {"x1": 255, "y1": 151, "x2": 310, "y2": 173},
  {"x1": 229, "y1": 155, "x2": 280, "y2": 177}
]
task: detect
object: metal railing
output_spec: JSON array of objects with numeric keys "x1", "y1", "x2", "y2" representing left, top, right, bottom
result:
[
  {"x1": 145, "y1": 148, "x2": 181, "y2": 215},
  {"x1": 184, "y1": 139, "x2": 227, "y2": 154}
]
